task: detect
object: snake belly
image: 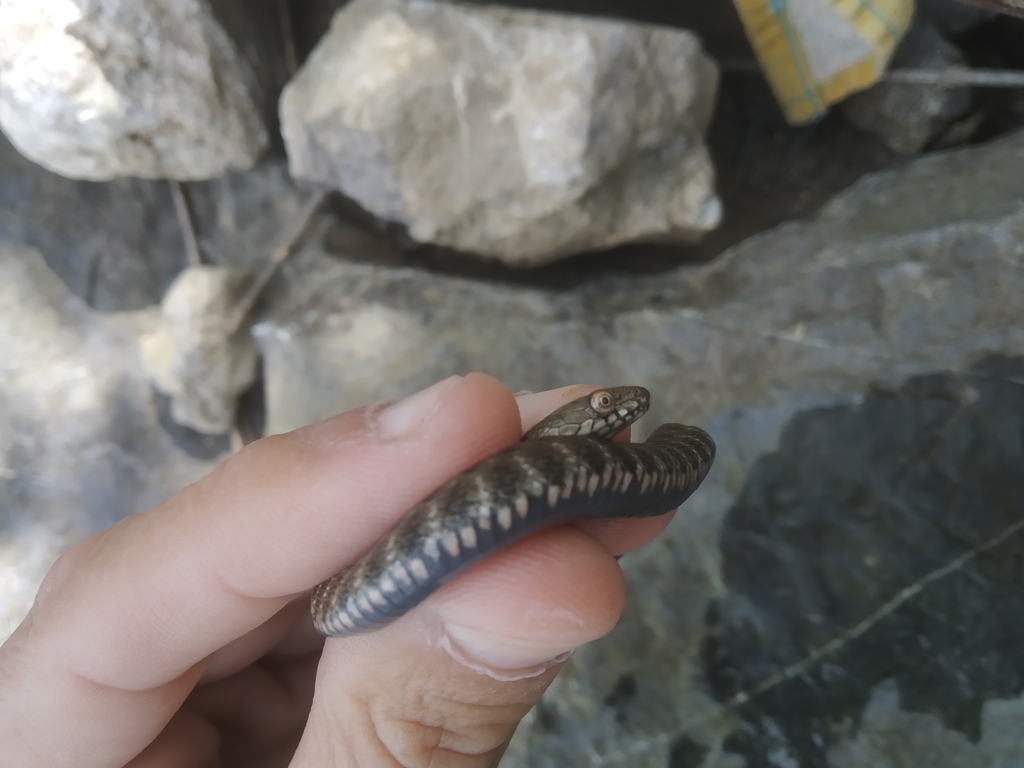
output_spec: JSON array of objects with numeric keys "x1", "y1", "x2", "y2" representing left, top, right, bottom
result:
[{"x1": 311, "y1": 388, "x2": 716, "y2": 637}]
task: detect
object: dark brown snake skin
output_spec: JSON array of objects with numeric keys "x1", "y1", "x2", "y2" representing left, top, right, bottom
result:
[{"x1": 311, "y1": 386, "x2": 716, "y2": 637}]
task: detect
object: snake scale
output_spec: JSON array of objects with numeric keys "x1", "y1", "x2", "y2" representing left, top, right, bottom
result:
[{"x1": 311, "y1": 386, "x2": 716, "y2": 637}]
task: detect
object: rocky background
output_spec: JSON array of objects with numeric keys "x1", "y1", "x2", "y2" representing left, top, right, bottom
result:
[{"x1": 2, "y1": 1, "x2": 1024, "y2": 767}]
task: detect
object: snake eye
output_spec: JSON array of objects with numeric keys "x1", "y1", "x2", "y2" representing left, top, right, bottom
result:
[{"x1": 589, "y1": 390, "x2": 615, "y2": 414}]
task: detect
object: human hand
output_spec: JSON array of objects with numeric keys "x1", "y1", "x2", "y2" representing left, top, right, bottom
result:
[{"x1": 0, "y1": 373, "x2": 675, "y2": 767}]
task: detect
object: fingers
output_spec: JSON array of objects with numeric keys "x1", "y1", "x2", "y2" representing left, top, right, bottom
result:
[
  {"x1": 73, "y1": 374, "x2": 520, "y2": 671},
  {"x1": 293, "y1": 532, "x2": 621, "y2": 766},
  {"x1": 124, "y1": 711, "x2": 219, "y2": 768},
  {"x1": 292, "y1": 384, "x2": 670, "y2": 767},
  {"x1": 201, "y1": 598, "x2": 313, "y2": 682},
  {"x1": 0, "y1": 374, "x2": 679, "y2": 768},
  {"x1": 0, "y1": 373, "x2": 523, "y2": 766}
]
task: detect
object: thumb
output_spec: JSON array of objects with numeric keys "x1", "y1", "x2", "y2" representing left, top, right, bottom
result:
[{"x1": 295, "y1": 526, "x2": 625, "y2": 767}]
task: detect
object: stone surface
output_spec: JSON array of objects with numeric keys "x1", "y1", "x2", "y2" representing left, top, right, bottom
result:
[
  {"x1": 280, "y1": 0, "x2": 721, "y2": 266},
  {"x1": 0, "y1": 244, "x2": 223, "y2": 633},
  {"x1": 0, "y1": 131, "x2": 308, "y2": 311},
  {"x1": 0, "y1": 0, "x2": 276, "y2": 181},
  {"x1": 707, "y1": 357, "x2": 1024, "y2": 768},
  {"x1": 142, "y1": 265, "x2": 259, "y2": 435},
  {"x1": 0, "y1": 131, "x2": 185, "y2": 310},
  {"x1": 251, "y1": 129, "x2": 1024, "y2": 766},
  {"x1": 842, "y1": 20, "x2": 973, "y2": 155}
]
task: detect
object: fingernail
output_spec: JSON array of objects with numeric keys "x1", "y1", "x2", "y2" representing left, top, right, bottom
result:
[
  {"x1": 378, "y1": 376, "x2": 462, "y2": 437},
  {"x1": 442, "y1": 622, "x2": 576, "y2": 674}
]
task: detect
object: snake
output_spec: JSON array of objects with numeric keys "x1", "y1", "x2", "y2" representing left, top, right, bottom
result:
[{"x1": 311, "y1": 385, "x2": 716, "y2": 637}]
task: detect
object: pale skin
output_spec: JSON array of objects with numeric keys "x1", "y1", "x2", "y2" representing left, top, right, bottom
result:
[{"x1": 0, "y1": 373, "x2": 675, "y2": 767}]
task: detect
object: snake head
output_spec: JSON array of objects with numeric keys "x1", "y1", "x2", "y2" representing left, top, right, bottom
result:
[{"x1": 522, "y1": 385, "x2": 651, "y2": 440}]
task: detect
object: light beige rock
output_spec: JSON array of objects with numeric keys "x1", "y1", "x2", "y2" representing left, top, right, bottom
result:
[
  {"x1": 0, "y1": 0, "x2": 272, "y2": 180},
  {"x1": 280, "y1": 0, "x2": 721, "y2": 265},
  {"x1": 142, "y1": 265, "x2": 258, "y2": 435}
]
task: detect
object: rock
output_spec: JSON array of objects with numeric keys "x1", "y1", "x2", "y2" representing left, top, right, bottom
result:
[
  {"x1": 829, "y1": 681, "x2": 1024, "y2": 767},
  {"x1": 279, "y1": 0, "x2": 721, "y2": 266},
  {"x1": 0, "y1": 244, "x2": 224, "y2": 632},
  {"x1": 142, "y1": 265, "x2": 259, "y2": 435},
  {"x1": 0, "y1": 131, "x2": 186, "y2": 310},
  {"x1": 258, "y1": 128, "x2": 1024, "y2": 435},
  {"x1": 842, "y1": 20, "x2": 973, "y2": 155},
  {"x1": 708, "y1": 357, "x2": 1024, "y2": 768},
  {"x1": 0, "y1": 0, "x2": 277, "y2": 181},
  {"x1": 0, "y1": 130, "x2": 309, "y2": 311},
  {"x1": 252, "y1": 128, "x2": 1024, "y2": 766}
]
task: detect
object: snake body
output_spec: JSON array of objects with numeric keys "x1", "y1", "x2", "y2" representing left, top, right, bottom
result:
[{"x1": 311, "y1": 386, "x2": 716, "y2": 637}]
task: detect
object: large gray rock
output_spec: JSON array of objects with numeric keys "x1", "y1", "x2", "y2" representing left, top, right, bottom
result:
[
  {"x1": 707, "y1": 357, "x2": 1024, "y2": 768},
  {"x1": 280, "y1": 0, "x2": 721, "y2": 266},
  {"x1": 253, "y1": 129, "x2": 1024, "y2": 767},
  {"x1": 0, "y1": 0, "x2": 276, "y2": 180},
  {"x1": 258, "y1": 128, "x2": 1024, "y2": 436}
]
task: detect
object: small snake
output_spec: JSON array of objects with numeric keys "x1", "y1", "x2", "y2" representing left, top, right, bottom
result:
[{"x1": 311, "y1": 386, "x2": 716, "y2": 637}]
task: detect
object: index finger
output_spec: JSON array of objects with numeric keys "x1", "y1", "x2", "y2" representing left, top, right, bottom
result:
[{"x1": 0, "y1": 373, "x2": 521, "y2": 767}]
